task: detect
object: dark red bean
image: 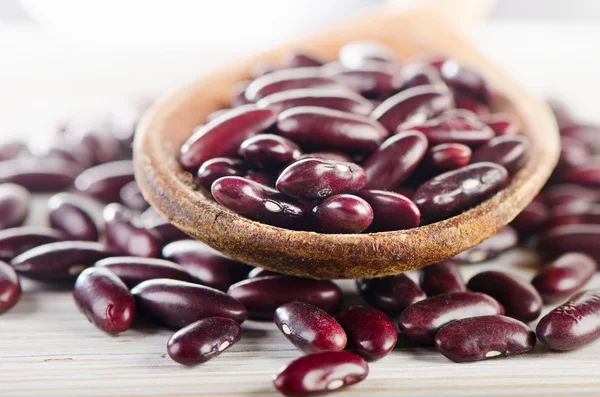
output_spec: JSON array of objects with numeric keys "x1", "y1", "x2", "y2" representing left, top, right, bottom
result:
[
  {"x1": 312, "y1": 194, "x2": 373, "y2": 233},
  {"x1": 11, "y1": 241, "x2": 113, "y2": 281},
  {"x1": 74, "y1": 160, "x2": 135, "y2": 203},
  {"x1": 532, "y1": 253, "x2": 596, "y2": 303},
  {"x1": 543, "y1": 184, "x2": 599, "y2": 208},
  {"x1": 400, "y1": 63, "x2": 444, "y2": 90},
  {"x1": 435, "y1": 315, "x2": 535, "y2": 362},
  {"x1": 139, "y1": 207, "x2": 189, "y2": 246},
  {"x1": 247, "y1": 267, "x2": 279, "y2": 278},
  {"x1": 420, "y1": 260, "x2": 466, "y2": 296},
  {"x1": 372, "y1": 84, "x2": 454, "y2": 132},
  {"x1": 338, "y1": 41, "x2": 396, "y2": 68},
  {"x1": 557, "y1": 136, "x2": 590, "y2": 171},
  {"x1": 536, "y1": 289, "x2": 600, "y2": 350},
  {"x1": 558, "y1": 160, "x2": 600, "y2": 186},
  {"x1": 48, "y1": 193, "x2": 102, "y2": 241},
  {"x1": 63, "y1": 116, "x2": 121, "y2": 164},
  {"x1": 0, "y1": 260, "x2": 21, "y2": 313},
  {"x1": 414, "y1": 162, "x2": 509, "y2": 222},
  {"x1": 398, "y1": 291, "x2": 504, "y2": 345},
  {"x1": 245, "y1": 170, "x2": 275, "y2": 186},
  {"x1": 356, "y1": 274, "x2": 426, "y2": 313},
  {"x1": 468, "y1": 271, "x2": 543, "y2": 322},
  {"x1": 478, "y1": 113, "x2": 520, "y2": 136},
  {"x1": 0, "y1": 226, "x2": 64, "y2": 261},
  {"x1": 0, "y1": 157, "x2": 81, "y2": 192},
  {"x1": 338, "y1": 306, "x2": 397, "y2": 361},
  {"x1": 440, "y1": 60, "x2": 493, "y2": 104},
  {"x1": 275, "y1": 301, "x2": 347, "y2": 353},
  {"x1": 231, "y1": 80, "x2": 251, "y2": 107},
  {"x1": 454, "y1": 90, "x2": 490, "y2": 115},
  {"x1": 510, "y1": 201, "x2": 549, "y2": 237},
  {"x1": 0, "y1": 141, "x2": 25, "y2": 162},
  {"x1": 103, "y1": 203, "x2": 160, "y2": 258},
  {"x1": 179, "y1": 105, "x2": 276, "y2": 170},
  {"x1": 119, "y1": 181, "x2": 149, "y2": 211},
  {"x1": 356, "y1": 190, "x2": 420, "y2": 231},
  {"x1": 546, "y1": 202, "x2": 600, "y2": 228},
  {"x1": 167, "y1": 317, "x2": 242, "y2": 365},
  {"x1": 257, "y1": 88, "x2": 374, "y2": 115},
  {"x1": 131, "y1": 278, "x2": 247, "y2": 327},
  {"x1": 537, "y1": 225, "x2": 600, "y2": 262},
  {"x1": 560, "y1": 124, "x2": 600, "y2": 154},
  {"x1": 362, "y1": 130, "x2": 428, "y2": 190},
  {"x1": 471, "y1": 135, "x2": 530, "y2": 175},
  {"x1": 73, "y1": 267, "x2": 135, "y2": 334},
  {"x1": 0, "y1": 183, "x2": 29, "y2": 230},
  {"x1": 273, "y1": 351, "x2": 368, "y2": 396},
  {"x1": 284, "y1": 52, "x2": 325, "y2": 68},
  {"x1": 227, "y1": 275, "x2": 342, "y2": 320},
  {"x1": 297, "y1": 151, "x2": 353, "y2": 163},
  {"x1": 95, "y1": 256, "x2": 192, "y2": 288},
  {"x1": 452, "y1": 226, "x2": 518, "y2": 264},
  {"x1": 239, "y1": 134, "x2": 301, "y2": 167},
  {"x1": 162, "y1": 240, "x2": 250, "y2": 291},
  {"x1": 277, "y1": 106, "x2": 388, "y2": 153},
  {"x1": 323, "y1": 62, "x2": 401, "y2": 97},
  {"x1": 424, "y1": 143, "x2": 472, "y2": 172}
]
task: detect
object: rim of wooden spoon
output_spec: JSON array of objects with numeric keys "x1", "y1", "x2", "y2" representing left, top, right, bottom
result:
[{"x1": 134, "y1": 8, "x2": 560, "y2": 279}]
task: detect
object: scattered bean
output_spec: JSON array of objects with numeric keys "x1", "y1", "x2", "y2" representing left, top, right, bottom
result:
[
  {"x1": 338, "y1": 306, "x2": 397, "y2": 361},
  {"x1": 0, "y1": 260, "x2": 21, "y2": 313},
  {"x1": 420, "y1": 260, "x2": 466, "y2": 296},
  {"x1": 95, "y1": 256, "x2": 192, "y2": 288},
  {"x1": 356, "y1": 274, "x2": 426, "y2": 313},
  {"x1": 532, "y1": 253, "x2": 596, "y2": 303}
]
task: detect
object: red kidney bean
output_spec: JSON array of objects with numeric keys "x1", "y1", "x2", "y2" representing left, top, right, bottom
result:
[
  {"x1": 471, "y1": 135, "x2": 530, "y2": 175},
  {"x1": 297, "y1": 151, "x2": 353, "y2": 163},
  {"x1": 468, "y1": 271, "x2": 543, "y2": 322},
  {"x1": 560, "y1": 124, "x2": 600, "y2": 154},
  {"x1": 48, "y1": 193, "x2": 102, "y2": 241},
  {"x1": 356, "y1": 274, "x2": 426, "y2": 313},
  {"x1": 452, "y1": 226, "x2": 518, "y2": 263},
  {"x1": 361, "y1": 130, "x2": 428, "y2": 190},
  {"x1": 338, "y1": 40, "x2": 396, "y2": 69},
  {"x1": 232, "y1": 80, "x2": 251, "y2": 107},
  {"x1": 440, "y1": 60, "x2": 493, "y2": 104},
  {"x1": 478, "y1": 113, "x2": 520, "y2": 136},
  {"x1": 74, "y1": 160, "x2": 135, "y2": 203},
  {"x1": 103, "y1": 203, "x2": 160, "y2": 258},
  {"x1": 284, "y1": 52, "x2": 325, "y2": 68},
  {"x1": 420, "y1": 261, "x2": 466, "y2": 296},
  {"x1": 0, "y1": 183, "x2": 29, "y2": 231},
  {"x1": 537, "y1": 225, "x2": 600, "y2": 262},
  {"x1": 131, "y1": 278, "x2": 247, "y2": 327},
  {"x1": 338, "y1": 306, "x2": 397, "y2": 361},
  {"x1": 239, "y1": 134, "x2": 301, "y2": 167},
  {"x1": 403, "y1": 110, "x2": 495, "y2": 147},
  {"x1": 557, "y1": 136, "x2": 590, "y2": 171},
  {"x1": 247, "y1": 267, "x2": 279, "y2": 278},
  {"x1": 273, "y1": 351, "x2": 368, "y2": 397},
  {"x1": 546, "y1": 202, "x2": 600, "y2": 228},
  {"x1": 167, "y1": 317, "x2": 242, "y2": 365},
  {"x1": 63, "y1": 116, "x2": 121, "y2": 165},
  {"x1": 0, "y1": 260, "x2": 21, "y2": 313},
  {"x1": 0, "y1": 226, "x2": 64, "y2": 261},
  {"x1": 227, "y1": 275, "x2": 342, "y2": 320},
  {"x1": 312, "y1": 194, "x2": 373, "y2": 233},
  {"x1": 139, "y1": 207, "x2": 188, "y2": 246},
  {"x1": 95, "y1": 256, "x2": 192, "y2": 288},
  {"x1": 371, "y1": 84, "x2": 454, "y2": 132},
  {"x1": 11, "y1": 241, "x2": 113, "y2": 281},
  {"x1": 119, "y1": 181, "x2": 149, "y2": 211},
  {"x1": 414, "y1": 162, "x2": 509, "y2": 222},
  {"x1": 0, "y1": 157, "x2": 81, "y2": 192},
  {"x1": 398, "y1": 291, "x2": 504, "y2": 345},
  {"x1": 400, "y1": 63, "x2": 444, "y2": 90},
  {"x1": 424, "y1": 143, "x2": 472, "y2": 172},
  {"x1": 532, "y1": 253, "x2": 596, "y2": 303},
  {"x1": 179, "y1": 105, "x2": 276, "y2": 170},
  {"x1": 558, "y1": 160, "x2": 600, "y2": 186},
  {"x1": 0, "y1": 141, "x2": 25, "y2": 162},
  {"x1": 435, "y1": 315, "x2": 535, "y2": 362},
  {"x1": 356, "y1": 190, "x2": 420, "y2": 231},
  {"x1": 275, "y1": 301, "x2": 347, "y2": 353},
  {"x1": 244, "y1": 169, "x2": 275, "y2": 186},
  {"x1": 536, "y1": 289, "x2": 600, "y2": 350},
  {"x1": 323, "y1": 62, "x2": 401, "y2": 98},
  {"x1": 162, "y1": 240, "x2": 250, "y2": 291},
  {"x1": 453, "y1": 90, "x2": 490, "y2": 115},
  {"x1": 257, "y1": 88, "x2": 374, "y2": 115},
  {"x1": 277, "y1": 106, "x2": 388, "y2": 153},
  {"x1": 510, "y1": 201, "x2": 549, "y2": 237},
  {"x1": 73, "y1": 267, "x2": 135, "y2": 334}
]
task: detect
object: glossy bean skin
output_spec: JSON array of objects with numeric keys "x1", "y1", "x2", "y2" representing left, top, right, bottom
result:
[
  {"x1": 398, "y1": 291, "x2": 504, "y2": 345},
  {"x1": 420, "y1": 261, "x2": 466, "y2": 296},
  {"x1": 338, "y1": 306, "x2": 397, "y2": 361},
  {"x1": 277, "y1": 106, "x2": 389, "y2": 153},
  {"x1": 167, "y1": 317, "x2": 242, "y2": 365},
  {"x1": 0, "y1": 183, "x2": 30, "y2": 230},
  {"x1": 239, "y1": 134, "x2": 301, "y2": 168},
  {"x1": 284, "y1": 52, "x2": 325, "y2": 68},
  {"x1": 139, "y1": 207, "x2": 189, "y2": 246},
  {"x1": 452, "y1": 226, "x2": 518, "y2": 263},
  {"x1": 0, "y1": 260, "x2": 21, "y2": 313},
  {"x1": 256, "y1": 88, "x2": 374, "y2": 115},
  {"x1": 440, "y1": 60, "x2": 493, "y2": 104},
  {"x1": 558, "y1": 160, "x2": 600, "y2": 187},
  {"x1": 356, "y1": 274, "x2": 426, "y2": 313},
  {"x1": 323, "y1": 63, "x2": 401, "y2": 97},
  {"x1": 73, "y1": 267, "x2": 135, "y2": 334},
  {"x1": 478, "y1": 113, "x2": 520, "y2": 136},
  {"x1": 74, "y1": 160, "x2": 135, "y2": 203},
  {"x1": 362, "y1": 130, "x2": 428, "y2": 190},
  {"x1": 48, "y1": 193, "x2": 101, "y2": 241},
  {"x1": 537, "y1": 225, "x2": 600, "y2": 262},
  {"x1": 558, "y1": 136, "x2": 590, "y2": 171},
  {"x1": 543, "y1": 184, "x2": 599, "y2": 208},
  {"x1": 312, "y1": 194, "x2": 373, "y2": 234},
  {"x1": 205, "y1": 109, "x2": 231, "y2": 123},
  {"x1": 471, "y1": 135, "x2": 530, "y2": 175},
  {"x1": 227, "y1": 275, "x2": 342, "y2": 320},
  {"x1": 274, "y1": 301, "x2": 347, "y2": 353},
  {"x1": 119, "y1": 181, "x2": 149, "y2": 211},
  {"x1": 356, "y1": 190, "x2": 420, "y2": 231},
  {"x1": 414, "y1": 162, "x2": 508, "y2": 222},
  {"x1": 162, "y1": 240, "x2": 250, "y2": 291},
  {"x1": 536, "y1": 289, "x2": 600, "y2": 350},
  {"x1": 247, "y1": 267, "x2": 280, "y2": 278},
  {"x1": 532, "y1": 253, "x2": 596, "y2": 303},
  {"x1": 371, "y1": 84, "x2": 454, "y2": 132},
  {"x1": 338, "y1": 40, "x2": 396, "y2": 68},
  {"x1": 103, "y1": 203, "x2": 160, "y2": 258},
  {"x1": 11, "y1": 241, "x2": 113, "y2": 281},
  {"x1": 0, "y1": 226, "x2": 64, "y2": 261},
  {"x1": 0, "y1": 158, "x2": 81, "y2": 192},
  {"x1": 400, "y1": 63, "x2": 444, "y2": 90},
  {"x1": 211, "y1": 177, "x2": 306, "y2": 230},
  {"x1": 510, "y1": 201, "x2": 549, "y2": 237},
  {"x1": 179, "y1": 105, "x2": 276, "y2": 169},
  {"x1": 95, "y1": 256, "x2": 192, "y2": 288},
  {"x1": 131, "y1": 279, "x2": 247, "y2": 327},
  {"x1": 435, "y1": 315, "x2": 535, "y2": 362},
  {"x1": 424, "y1": 143, "x2": 472, "y2": 172},
  {"x1": 468, "y1": 271, "x2": 543, "y2": 322},
  {"x1": 297, "y1": 151, "x2": 353, "y2": 163}
]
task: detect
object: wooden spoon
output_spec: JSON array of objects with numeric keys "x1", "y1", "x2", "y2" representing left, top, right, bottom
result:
[{"x1": 134, "y1": 4, "x2": 560, "y2": 279}]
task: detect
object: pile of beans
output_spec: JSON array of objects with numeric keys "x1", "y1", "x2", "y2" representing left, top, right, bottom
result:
[
  {"x1": 1, "y1": 41, "x2": 600, "y2": 397},
  {"x1": 179, "y1": 41, "x2": 530, "y2": 233}
]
